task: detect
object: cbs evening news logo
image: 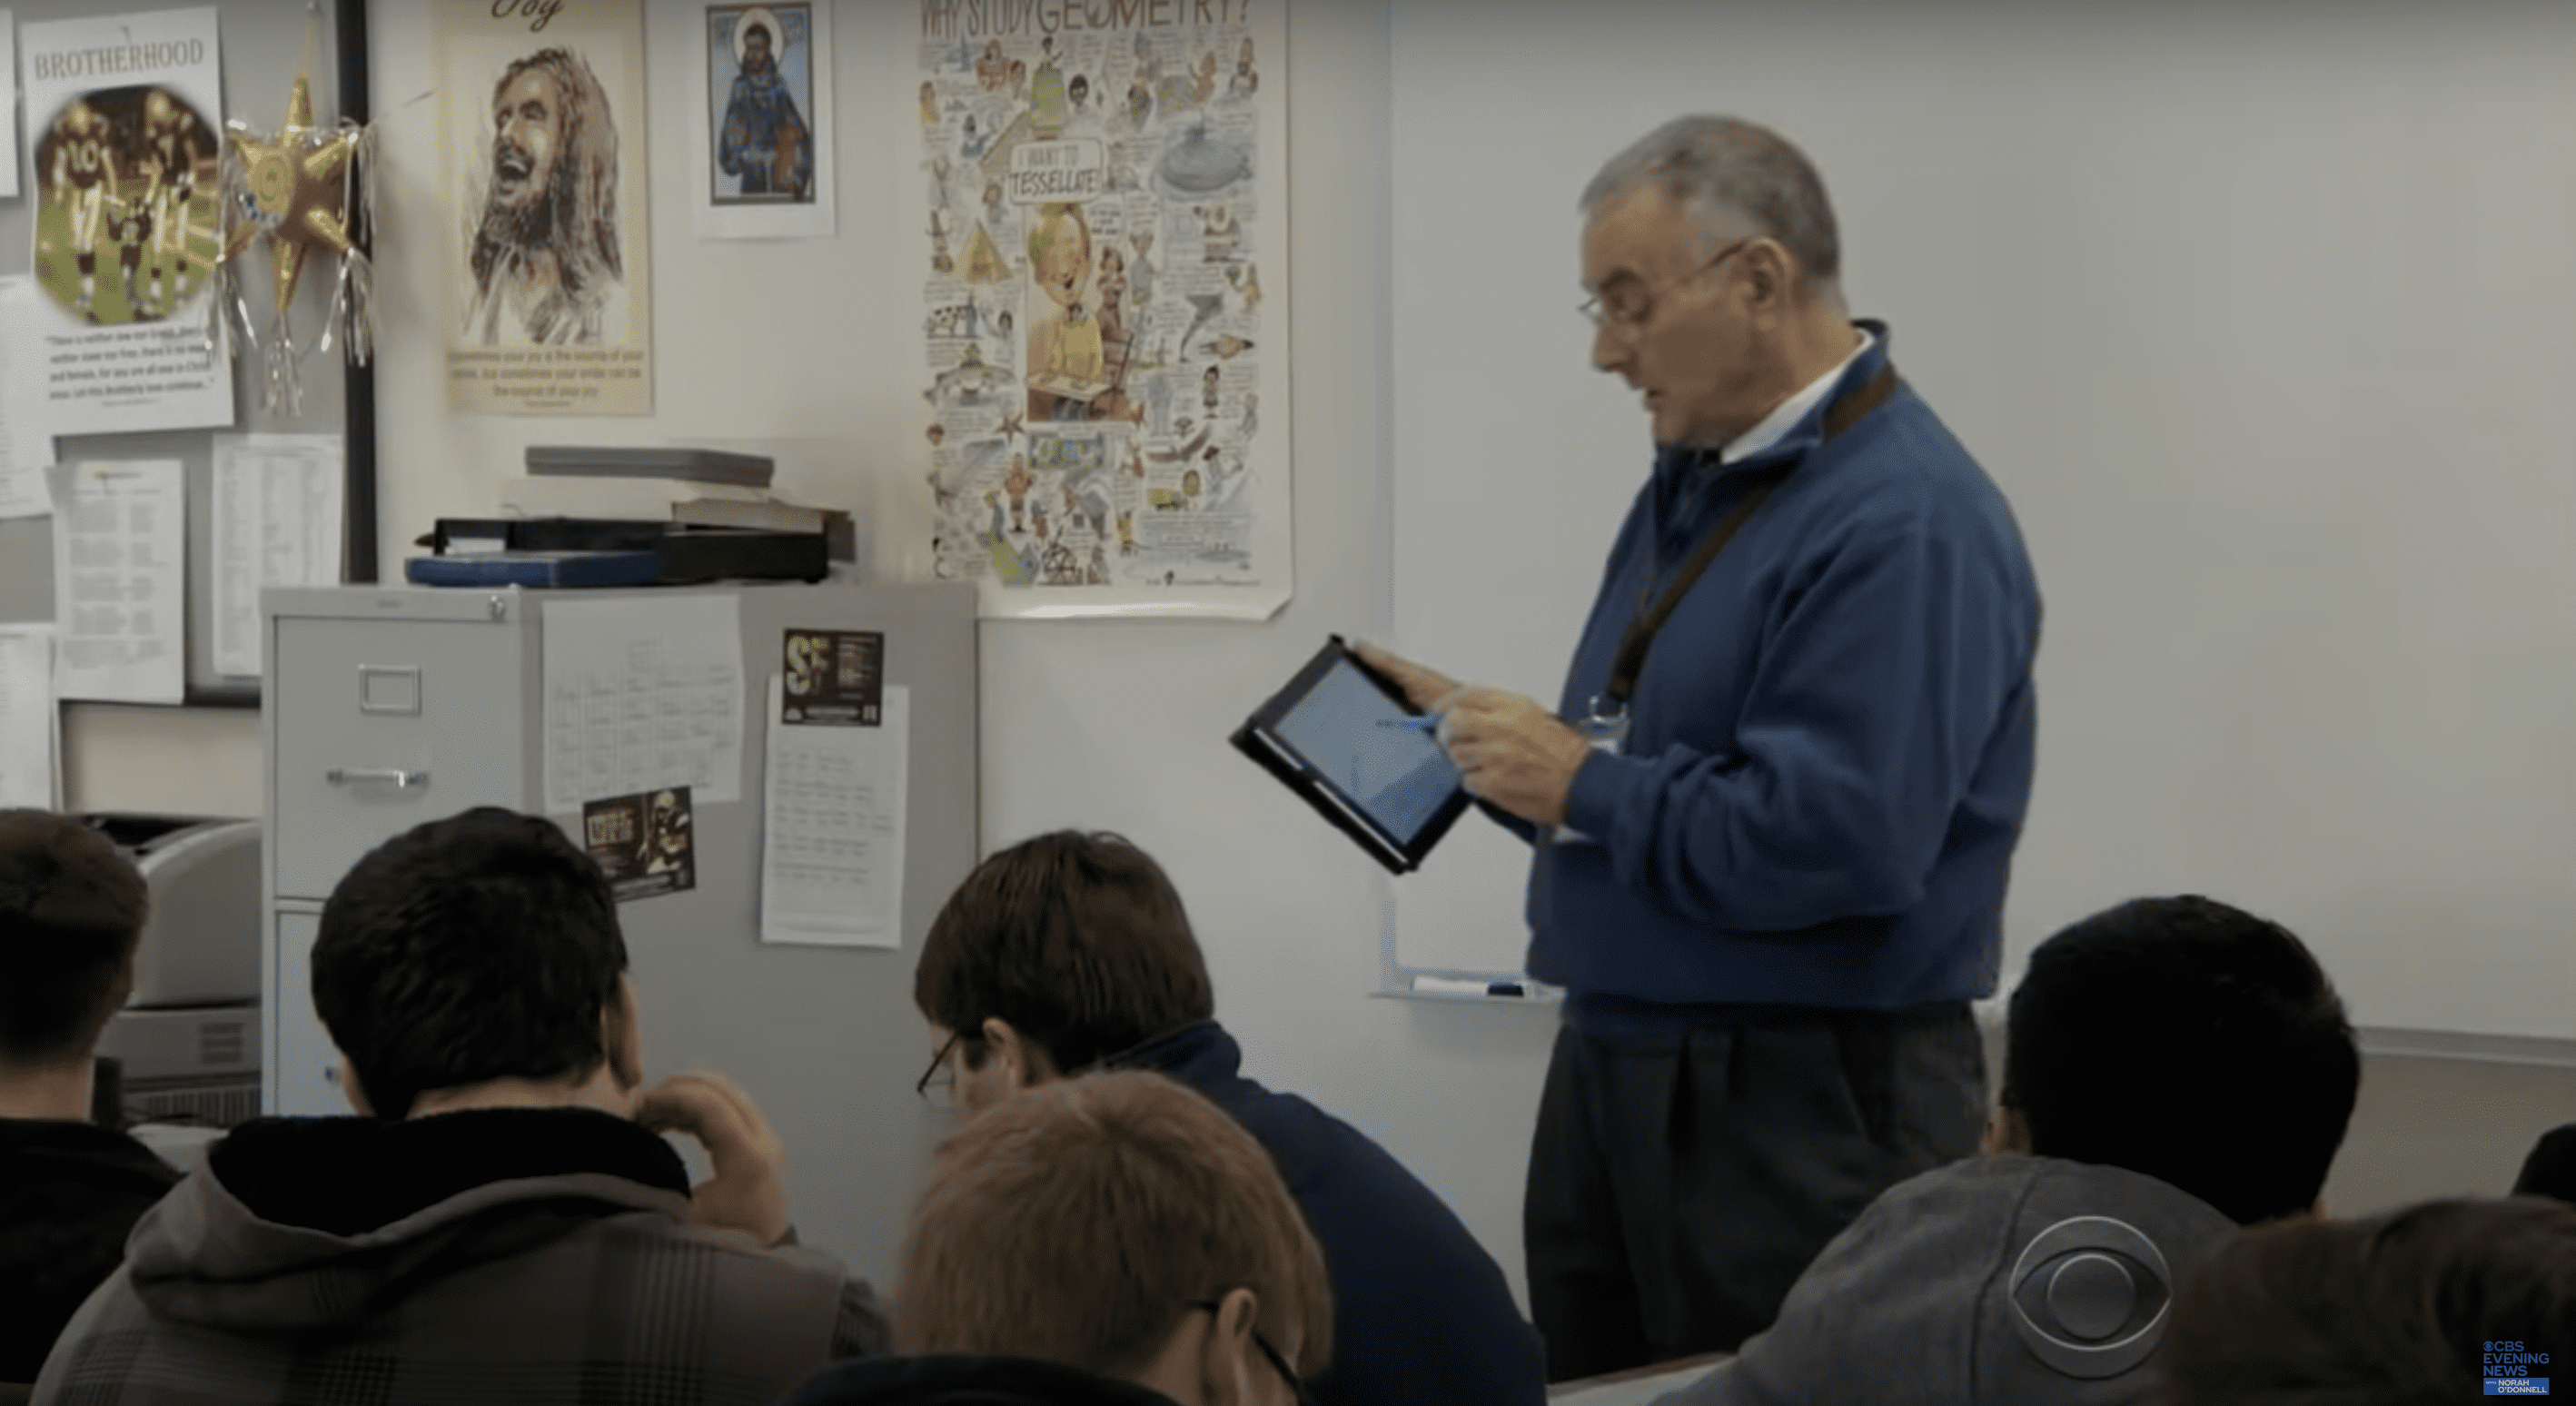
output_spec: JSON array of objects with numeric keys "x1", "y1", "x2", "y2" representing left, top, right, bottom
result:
[{"x1": 2486, "y1": 1340, "x2": 2551, "y2": 1396}]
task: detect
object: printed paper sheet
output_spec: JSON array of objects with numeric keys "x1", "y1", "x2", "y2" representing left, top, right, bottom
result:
[
  {"x1": 19, "y1": 7, "x2": 232, "y2": 434},
  {"x1": 0, "y1": 277, "x2": 56, "y2": 519},
  {"x1": 49, "y1": 460, "x2": 185, "y2": 705},
  {"x1": 0, "y1": 626, "x2": 57, "y2": 809},
  {"x1": 760, "y1": 678, "x2": 908, "y2": 949},
  {"x1": 1, "y1": 15, "x2": 21, "y2": 201},
  {"x1": 542, "y1": 594, "x2": 745, "y2": 811},
  {"x1": 913, "y1": 0, "x2": 1292, "y2": 619},
  {"x1": 212, "y1": 433, "x2": 343, "y2": 678}
]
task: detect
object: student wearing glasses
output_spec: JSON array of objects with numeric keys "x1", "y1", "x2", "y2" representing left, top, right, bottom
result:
[
  {"x1": 779, "y1": 1069, "x2": 1327, "y2": 1406},
  {"x1": 895, "y1": 829, "x2": 1544, "y2": 1406},
  {"x1": 1358, "y1": 114, "x2": 2042, "y2": 1378}
]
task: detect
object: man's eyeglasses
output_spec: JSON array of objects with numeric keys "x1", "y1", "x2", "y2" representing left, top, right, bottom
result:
[
  {"x1": 1185, "y1": 1300, "x2": 1313, "y2": 1406},
  {"x1": 916, "y1": 1025, "x2": 1181, "y2": 1110},
  {"x1": 1579, "y1": 234, "x2": 1757, "y2": 335},
  {"x1": 915, "y1": 1031, "x2": 961, "y2": 1109}
]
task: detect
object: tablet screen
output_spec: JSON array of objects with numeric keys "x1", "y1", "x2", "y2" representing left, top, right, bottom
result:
[{"x1": 1271, "y1": 658, "x2": 1462, "y2": 844}]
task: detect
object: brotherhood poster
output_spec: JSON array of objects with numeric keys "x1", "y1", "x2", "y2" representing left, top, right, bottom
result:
[
  {"x1": 914, "y1": 0, "x2": 1291, "y2": 619},
  {"x1": 18, "y1": 7, "x2": 232, "y2": 435},
  {"x1": 438, "y1": 0, "x2": 653, "y2": 414}
]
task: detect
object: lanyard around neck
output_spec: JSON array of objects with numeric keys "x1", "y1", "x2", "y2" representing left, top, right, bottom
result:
[{"x1": 1602, "y1": 361, "x2": 1903, "y2": 710}]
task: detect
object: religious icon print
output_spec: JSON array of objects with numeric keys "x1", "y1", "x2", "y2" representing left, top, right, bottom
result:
[{"x1": 707, "y1": 5, "x2": 817, "y2": 204}]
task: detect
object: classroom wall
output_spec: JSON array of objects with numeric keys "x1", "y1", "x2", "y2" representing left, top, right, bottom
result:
[
  {"x1": 45, "y1": 0, "x2": 2572, "y2": 1301},
  {"x1": 349, "y1": 0, "x2": 1563, "y2": 1291}
]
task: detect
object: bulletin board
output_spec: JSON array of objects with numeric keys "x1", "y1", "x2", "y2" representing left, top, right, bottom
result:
[{"x1": 0, "y1": 0, "x2": 377, "y2": 706}]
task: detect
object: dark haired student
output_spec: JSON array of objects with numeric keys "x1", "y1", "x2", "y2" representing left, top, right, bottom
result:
[
  {"x1": 910, "y1": 829, "x2": 1547, "y2": 1406},
  {"x1": 1656, "y1": 896, "x2": 2362, "y2": 1406},
  {"x1": 2512, "y1": 1121, "x2": 2576, "y2": 1204},
  {"x1": 35, "y1": 807, "x2": 885, "y2": 1405},
  {"x1": 0, "y1": 811, "x2": 179, "y2": 1386}
]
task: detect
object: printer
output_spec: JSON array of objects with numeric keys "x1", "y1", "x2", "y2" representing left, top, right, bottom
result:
[{"x1": 83, "y1": 814, "x2": 262, "y2": 1129}]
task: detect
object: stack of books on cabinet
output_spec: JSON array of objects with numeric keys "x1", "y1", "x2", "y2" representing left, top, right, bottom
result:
[{"x1": 409, "y1": 446, "x2": 859, "y2": 588}]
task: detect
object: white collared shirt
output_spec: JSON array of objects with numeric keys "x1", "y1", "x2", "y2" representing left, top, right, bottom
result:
[{"x1": 1719, "y1": 325, "x2": 1878, "y2": 465}]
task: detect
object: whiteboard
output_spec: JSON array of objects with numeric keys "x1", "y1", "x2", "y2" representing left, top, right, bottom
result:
[{"x1": 1390, "y1": 0, "x2": 2576, "y2": 1041}]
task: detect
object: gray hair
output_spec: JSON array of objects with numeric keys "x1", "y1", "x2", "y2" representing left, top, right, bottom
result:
[{"x1": 1580, "y1": 115, "x2": 1842, "y2": 295}]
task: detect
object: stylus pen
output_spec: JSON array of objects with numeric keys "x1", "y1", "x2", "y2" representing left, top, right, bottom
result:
[{"x1": 1378, "y1": 715, "x2": 1441, "y2": 731}]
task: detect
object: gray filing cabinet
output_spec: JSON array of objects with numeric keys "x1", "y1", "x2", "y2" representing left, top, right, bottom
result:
[{"x1": 262, "y1": 582, "x2": 977, "y2": 1285}]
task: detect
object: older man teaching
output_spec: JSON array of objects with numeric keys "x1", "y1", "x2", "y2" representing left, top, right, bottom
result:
[{"x1": 1361, "y1": 115, "x2": 2042, "y2": 1381}]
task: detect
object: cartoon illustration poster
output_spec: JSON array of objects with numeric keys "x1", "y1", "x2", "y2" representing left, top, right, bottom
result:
[
  {"x1": 438, "y1": 0, "x2": 653, "y2": 415},
  {"x1": 18, "y1": 7, "x2": 233, "y2": 435},
  {"x1": 915, "y1": 0, "x2": 1291, "y2": 620}
]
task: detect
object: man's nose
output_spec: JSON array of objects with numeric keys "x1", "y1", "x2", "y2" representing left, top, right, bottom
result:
[{"x1": 1591, "y1": 319, "x2": 1628, "y2": 374}]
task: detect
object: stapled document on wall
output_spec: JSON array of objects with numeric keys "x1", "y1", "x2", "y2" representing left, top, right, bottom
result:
[
  {"x1": 542, "y1": 593, "x2": 746, "y2": 811},
  {"x1": 0, "y1": 626, "x2": 57, "y2": 808},
  {"x1": 0, "y1": 277, "x2": 56, "y2": 519},
  {"x1": 212, "y1": 433, "x2": 343, "y2": 677},
  {"x1": 49, "y1": 460, "x2": 184, "y2": 705},
  {"x1": 760, "y1": 676, "x2": 908, "y2": 949}
]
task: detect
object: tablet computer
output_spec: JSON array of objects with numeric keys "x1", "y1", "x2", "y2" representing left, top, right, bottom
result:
[{"x1": 1231, "y1": 636, "x2": 1471, "y2": 874}]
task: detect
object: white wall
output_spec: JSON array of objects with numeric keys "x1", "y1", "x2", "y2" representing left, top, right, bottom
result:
[{"x1": 1388, "y1": 0, "x2": 2576, "y2": 1042}]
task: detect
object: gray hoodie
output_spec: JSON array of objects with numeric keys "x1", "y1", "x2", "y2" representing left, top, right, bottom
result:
[
  {"x1": 34, "y1": 1108, "x2": 883, "y2": 1405},
  {"x1": 1654, "y1": 1155, "x2": 2238, "y2": 1406}
]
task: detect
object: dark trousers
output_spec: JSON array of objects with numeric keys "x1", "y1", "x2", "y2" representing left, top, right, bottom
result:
[{"x1": 1522, "y1": 1004, "x2": 1986, "y2": 1381}]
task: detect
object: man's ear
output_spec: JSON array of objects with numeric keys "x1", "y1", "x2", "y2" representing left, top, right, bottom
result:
[
  {"x1": 979, "y1": 1015, "x2": 1058, "y2": 1088},
  {"x1": 1739, "y1": 237, "x2": 1793, "y2": 313},
  {"x1": 602, "y1": 975, "x2": 643, "y2": 1092},
  {"x1": 338, "y1": 1057, "x2": 376, "y2": 1117}
]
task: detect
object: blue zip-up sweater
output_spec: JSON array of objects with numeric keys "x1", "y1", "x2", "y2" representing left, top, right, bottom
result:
[
  {"x1": 1529, "y1": 324, "x2": 2040, "y2": 1017},
  {"x1": 1123, "y1": 1020, "x2": 1547, "y2": 1406}
]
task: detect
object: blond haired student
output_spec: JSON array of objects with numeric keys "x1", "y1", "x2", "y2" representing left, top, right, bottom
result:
[{"x1": 782, "y1": 1070, "x2": 1331, "y2": 1406}]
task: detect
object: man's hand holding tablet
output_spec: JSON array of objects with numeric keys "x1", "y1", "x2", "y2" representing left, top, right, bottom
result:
[
  {"x1": 1230, "y1": 638, "x2": 1474, "y2": 874},
  {"x1": 1352, "y1": 640, "x2": 1595, "y2": 830}
]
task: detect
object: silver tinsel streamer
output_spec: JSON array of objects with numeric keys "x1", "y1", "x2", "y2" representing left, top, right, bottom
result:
[{"x1": 213, "y1": 115, "x2": 375, "y2": 416}]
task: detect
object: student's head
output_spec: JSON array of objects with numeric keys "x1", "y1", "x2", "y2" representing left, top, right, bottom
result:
[
  {"x1": 914, "y1": 830, "x2": 1213, "y2": 1119},
  {"x1": 1998, "y1": 896, "x2": 2359, "y2": 1225},
  {"x1": 897, "y1": 1069, "x2": 1331, "y2": 1405},
  {"x1": 0, "y1": 810, "x2": 148, "y2": 1072},
  {"x1": 2158, "y1": 1196, "x2": 2576, "y2": 1404},
  {"x1": 313, "y1": 807, "x2": 637, "y2": 1120}
]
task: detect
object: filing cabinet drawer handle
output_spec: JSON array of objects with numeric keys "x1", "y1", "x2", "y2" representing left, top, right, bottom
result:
[{"x1": 326, "y1": 767, "x2": 431, "y2": 789}]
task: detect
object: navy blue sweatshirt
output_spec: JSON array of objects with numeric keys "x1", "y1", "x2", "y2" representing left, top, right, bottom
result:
[
  {"x1": 1124, "y1": 1021, "x2": 1547, "y2": 1406},
  {"x1": 1531, "y1": 325, "x2": 2041, "y2": 1020}
]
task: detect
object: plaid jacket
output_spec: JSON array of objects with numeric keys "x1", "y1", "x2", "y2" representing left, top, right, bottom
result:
[
  {"x1": 0, "y1": 1118, "x2": 180, "y2": 1382},
  {"x1": 33, "y1": 1109, "x2": 886, "y2": 1405}
]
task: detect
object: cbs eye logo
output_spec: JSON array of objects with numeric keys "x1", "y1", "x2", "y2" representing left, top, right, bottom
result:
[{"x1": 2009, "y1": 1216, "x2": 2177, "y2": 1379}]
